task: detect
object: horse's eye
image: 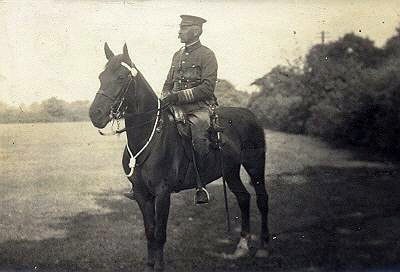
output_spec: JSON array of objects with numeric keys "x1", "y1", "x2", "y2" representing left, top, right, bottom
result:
[{"x1": 117, "y1": 75, "x2": 125, "y2": 81}]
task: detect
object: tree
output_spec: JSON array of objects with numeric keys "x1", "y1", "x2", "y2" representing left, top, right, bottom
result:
[
  {"x1": 384, "y1": 26, "x2": 400, "y2": 57},
  {"x1": 41, "y1": 97, "x2": 67, "y2": 119},
  {"x1": 248, "y1": 65, "x2": 309, "y2": 133},
  {"x1": 214, "y1": 79, "x2": 249, "y2": 108}
]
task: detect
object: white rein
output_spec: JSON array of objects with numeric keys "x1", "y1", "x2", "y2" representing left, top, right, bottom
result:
[{"x1": 126, "y1": 98, "x2": 161, "y2": 177}]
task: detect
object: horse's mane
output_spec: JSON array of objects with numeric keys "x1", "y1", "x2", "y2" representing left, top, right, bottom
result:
[{"x1": 136, "y1": 72, "x2": 158, "y2": 100}]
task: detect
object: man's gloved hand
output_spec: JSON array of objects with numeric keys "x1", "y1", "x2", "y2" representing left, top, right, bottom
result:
[{"x1": 162, "y1": 93, "x2": 179, "y2": 105}]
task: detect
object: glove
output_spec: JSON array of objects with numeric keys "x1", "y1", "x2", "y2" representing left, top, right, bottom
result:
[{"x1": 162, "y1": 93, "x2": 179, "y2": 105}]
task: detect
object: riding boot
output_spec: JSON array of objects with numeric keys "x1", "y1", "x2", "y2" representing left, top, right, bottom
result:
[{"x1": 190, "y1": 141, "x2": 210, "y2": 205}]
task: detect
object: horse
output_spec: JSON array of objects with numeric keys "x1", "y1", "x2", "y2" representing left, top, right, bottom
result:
[{"x1": 89, "y1": 43, "x2": 270, "y2": 271}]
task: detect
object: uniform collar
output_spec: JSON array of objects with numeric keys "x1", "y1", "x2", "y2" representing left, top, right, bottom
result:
[{"x1": 185, "y1": 40, "x2": 202, "y2": 52}]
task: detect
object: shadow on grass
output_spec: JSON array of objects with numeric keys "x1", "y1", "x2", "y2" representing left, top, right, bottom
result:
[
  {"x1": 1, "y1": 164, "x2": 400, "y2": 271},
  {"x1": 267, "y1": 165, "x2": 400, "y2": 271}
]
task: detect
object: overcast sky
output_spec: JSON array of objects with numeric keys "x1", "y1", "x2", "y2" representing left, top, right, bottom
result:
[{"x1": 0, "y1": 0, "x2": 399, "y2": 105}]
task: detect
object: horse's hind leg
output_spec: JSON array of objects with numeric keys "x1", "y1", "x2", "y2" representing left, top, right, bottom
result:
[
  {"x1": 242, "y1": 148, "x2": 270, "y2": 251},
  {"x1": 224, "y1": 164, "x2": 252, "y2": 258},
  {"x1": 225, "y1": 164, "x2": 251, "y2": 237}
]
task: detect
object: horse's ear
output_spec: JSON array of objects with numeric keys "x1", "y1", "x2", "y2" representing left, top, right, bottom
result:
[
  {"x1": 123, "y1": 43, "x2": 129, "y2": 58},
  {"x1": 104, "y1": 42, "x2": 114, "y2": 60}
]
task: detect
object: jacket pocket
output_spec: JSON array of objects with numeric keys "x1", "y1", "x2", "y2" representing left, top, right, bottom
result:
[{"x1": 183, "y1": 65, "x2": 201, "y2": 80}]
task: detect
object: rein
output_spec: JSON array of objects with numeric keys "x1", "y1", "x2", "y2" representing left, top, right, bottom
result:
[
  {"x1": 125, "y1": 98, "x2": 161, "y2": 177},
  {"x1": 98, "y1": 101, "x2": 170, "y2": 136},
  {"x1": 98, "y1": 61, "x2": 163, "y2": 177}
]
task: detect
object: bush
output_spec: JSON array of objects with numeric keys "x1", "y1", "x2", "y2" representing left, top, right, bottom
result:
[{"x1": 250, "y1": 28, "x2": 400, "y2": 157}]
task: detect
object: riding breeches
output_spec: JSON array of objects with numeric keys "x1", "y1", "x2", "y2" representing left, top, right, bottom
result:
[{"x1": 187, "y1": 107, "x2": 211, "y2": 157}]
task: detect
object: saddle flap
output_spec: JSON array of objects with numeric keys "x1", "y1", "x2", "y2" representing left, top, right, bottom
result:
[{"x1": 170, "y1": 105, "x2": 186, "y2": 123}]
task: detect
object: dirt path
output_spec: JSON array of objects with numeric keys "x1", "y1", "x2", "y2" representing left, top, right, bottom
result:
[{"x1": 0, "y1": 123, "x2": 399, "y2": 271}]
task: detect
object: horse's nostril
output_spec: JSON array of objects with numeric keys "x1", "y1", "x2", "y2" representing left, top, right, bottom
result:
[{"x1": 89, "y1": 107, "x2": 102, "y2": 121}]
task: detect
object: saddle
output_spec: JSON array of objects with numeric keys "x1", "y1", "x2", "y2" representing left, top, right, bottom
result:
[{"x1": 168, "y1": 105, "x2": 223, "y2": 152}]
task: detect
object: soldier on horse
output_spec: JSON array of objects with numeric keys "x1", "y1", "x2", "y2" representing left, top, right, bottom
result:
[
  {"x1": 127, "y1": 15, "x2": 219, "y2": 204},
  {"x1": 89, "y1": 15, "x2": 270, "y2": 271}
]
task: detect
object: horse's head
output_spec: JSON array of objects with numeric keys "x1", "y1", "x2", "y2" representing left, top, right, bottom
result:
[{"x1": 89, "y1": 43, "x2": 138, "y2": 128}]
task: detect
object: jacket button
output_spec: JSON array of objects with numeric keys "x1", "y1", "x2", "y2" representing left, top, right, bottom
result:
[
  {"x1": 185, "y1": 52, "x2": 189, "y2": 55},
  {"x1": 182, "y1": 61, "x2": 185, "y2": 64}
]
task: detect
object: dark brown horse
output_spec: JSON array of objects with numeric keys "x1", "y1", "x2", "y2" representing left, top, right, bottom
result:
[{"x1": 89, "y1": 43, "x2": 270, "y2": 271}]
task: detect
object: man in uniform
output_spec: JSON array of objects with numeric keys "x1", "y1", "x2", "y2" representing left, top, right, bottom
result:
[{"x1": 162, "y1": 15, "x2": 218, "y2": 204}]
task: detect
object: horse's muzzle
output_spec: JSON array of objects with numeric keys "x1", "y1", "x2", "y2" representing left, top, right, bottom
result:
[
  {"x1": 89, "y1": 96, "x2": 112, "y2": 128},
  {"x1": 90, "y1": 111, "x2": 110, "y2": 129}
]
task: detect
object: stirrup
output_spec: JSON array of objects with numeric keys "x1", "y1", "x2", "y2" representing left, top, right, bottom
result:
[{"x1": 194, "y1": 187, "x2": 210, "y2": 205}]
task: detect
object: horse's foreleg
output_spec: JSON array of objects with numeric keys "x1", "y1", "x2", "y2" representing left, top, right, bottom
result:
[
  {"x1": 153, "y1": 190, "x2": 171, "y2": 271},
  {"x1": 136, "y1": 195, "x2": 156, "y2": 269}
]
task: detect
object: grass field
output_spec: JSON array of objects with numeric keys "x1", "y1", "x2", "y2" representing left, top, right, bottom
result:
[{"x1": 0, "y1": 122, "x2": 399, "y2": 271}]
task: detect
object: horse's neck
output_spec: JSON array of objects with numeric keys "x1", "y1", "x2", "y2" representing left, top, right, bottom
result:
[
  {"x1": 135, "y1": 71, "x2": 158, "y2": 112},
  {"x1": 125, "y1": 71, "x2": 159, "y2": 153}
]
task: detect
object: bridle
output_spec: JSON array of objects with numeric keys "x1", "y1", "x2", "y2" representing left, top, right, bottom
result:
[
  {"x1": 97, "y1": 61, "x2": 165, "y2": 177},
  {"x1": 97, "y1": 61, "x2": 170, "y2": 136},
  {"x1": 96, "y1": 62, "x2": 137, "y2": 135}
]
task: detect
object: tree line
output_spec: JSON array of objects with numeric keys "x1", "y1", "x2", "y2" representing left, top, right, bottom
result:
[
  {"x1": 0, "y1": 98, "x2": 91, "y2": 123},
  {"x1": 0, "y1": 79, "x2": 248, "y2": 124}
]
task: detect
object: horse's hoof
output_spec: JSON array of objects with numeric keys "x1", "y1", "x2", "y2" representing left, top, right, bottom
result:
[
  {"x1": 233, "y1": 247, "x2": 249, "y2": 258},
  {"x1": 154, "y1": 262, "x2": 164, "y2": 271},
  {"x1": 232, "y1": 236, "x2": 250, "y2": 258}
]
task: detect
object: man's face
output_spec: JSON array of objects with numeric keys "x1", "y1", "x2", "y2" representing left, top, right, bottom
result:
[{"x1": 178, "y1": 25, "x2": 198, "y2": 44}]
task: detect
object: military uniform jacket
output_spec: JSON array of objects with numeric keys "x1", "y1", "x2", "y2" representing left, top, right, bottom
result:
[{"x1": 161, "y1": 41, "x2": 218, "y2": 113}]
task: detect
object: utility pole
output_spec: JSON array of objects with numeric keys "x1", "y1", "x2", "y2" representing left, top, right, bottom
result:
[{"x1": 318, "y1": 31, "x2": 329, "y2": 45}]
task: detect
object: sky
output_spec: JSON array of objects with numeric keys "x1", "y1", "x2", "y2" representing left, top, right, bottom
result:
[{"x1": 0, "y1": 0, "x2": 399, "y2": 106}]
